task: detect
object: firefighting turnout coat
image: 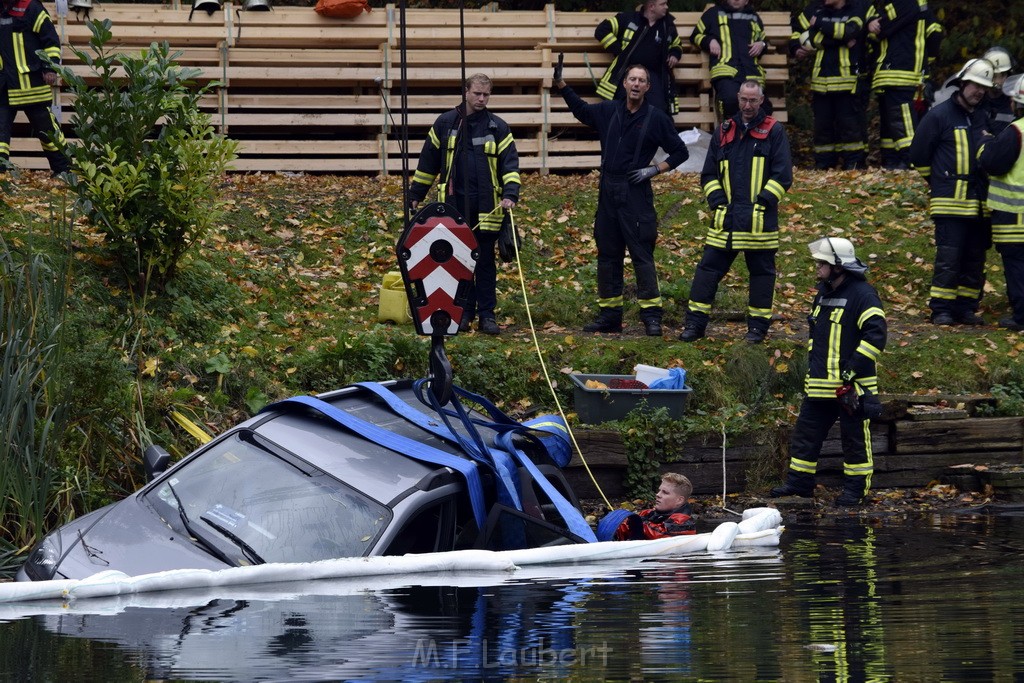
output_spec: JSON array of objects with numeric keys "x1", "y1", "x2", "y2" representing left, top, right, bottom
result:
[
  {"x1": 700, "y1": 108, "x2": 792, "y2": 251},
  {"x1": 908, "y1": 94, "x2": 989, "y2": 218},
  {"x1": 790, "y1": 0, "x2": 870, "y2": 94},
  {"x1": 805, "y1": 272, "x2": 887, "y2": 400},
  {"x1": 867, "y1": 0, "x2": 940, "y2": 90},
  {"x1": 0, "y1": 0, "x2": 61, "y2": 106},
  {"x1": 410, "y1": 104, "x2": 521, "y2": 232},
  {"x1": 980, "y1": 118, "x2": 1024, "y2": 245},
  {"x1": 690, "y1": 1, "x2": 767, "y2": 85},
  {"x1": 594, "y1": 8, "x2": 683, "y2": 114}
]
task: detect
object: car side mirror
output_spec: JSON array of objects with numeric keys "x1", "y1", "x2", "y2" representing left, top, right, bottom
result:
[{"x1": 143, "y1": 444, "x2": 171, "y2": 482}]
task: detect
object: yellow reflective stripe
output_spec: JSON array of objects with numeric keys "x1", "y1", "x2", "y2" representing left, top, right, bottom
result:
[
  {"x1": 718, "y1": 12, "x2": 732, "y2": 65},
  {"x1": 598, "y1": 296, "x2": 624, "y2": 308},
  {"x1": 703, "y1": 179, "x2": 722, "y2": 196},
  {"x1": 638, "y1": 297, "x2": 663, "y2": 308},
  {"x1": 750, "y1": 157, "x2": 764, "y2": 203},
  {"x1": 957, "y1": 286, "x2": 981, "y2": 298},
  {"x1": 720, "y1": 160, "x2": 731, "y2": 199},
  {"x1": 857, "y1": 307, "x2": 884, "y2": 327},
  {"x1": 688, "y1": 300, "x2": 712, "y2": 314},
  {"x1": 497, "y1": 133, "x2": 514, "y2": 154},
  {"x1": 929, "y1": 286, "x2": 957, "y2": 300},
  {"x1": 827, "y1": 308, "x2": 843, "y2": 380},
  {"x1": 929, "y1": 198, "x2": 983, "y2": 215},
  {"x1": 790, "y1": 457, "x2": 817, "y2": 474},
  {"x1": 763, "y1": 179, "x2": 786, "y2": 201},
  {"x1": 412, "y1": 170, "x2": 435, "y2": 186},
  {"x1": 856, "y1": 341, "x2": 882, "y2": 361},
  {"x1": 748, "y1": 306, "x2": 771, "y2": 318},
  {"x1": 501, "y1": 171, "x2": 520, "y2": 185}
]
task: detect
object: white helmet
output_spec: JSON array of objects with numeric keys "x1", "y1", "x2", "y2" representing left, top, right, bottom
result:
[
  {"x1": 954, "y1": 58, "x2": 996, "y2": 89},
  {"x1": 1004, "y1": 74, "x2": 1024, "y2": 105},
  {"x1": 809, "y1": 237, "x2": 867, "y2": 274},
  {"x1": 983, "y1": 47, "x2": 1013, "y2": 74}
]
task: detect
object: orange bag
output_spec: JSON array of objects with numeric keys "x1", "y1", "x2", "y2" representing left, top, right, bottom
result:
[{"x1": 314, "y1": 0, "x2": 371, "y2": 18}]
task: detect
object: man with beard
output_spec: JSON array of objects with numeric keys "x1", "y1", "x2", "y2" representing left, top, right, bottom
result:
[
  {"x1": 909, "y1": 58, "x2": 994, "y2": 326},
  {"x1": 554, "y1": 61, "x2": 688, "y2": 337}
]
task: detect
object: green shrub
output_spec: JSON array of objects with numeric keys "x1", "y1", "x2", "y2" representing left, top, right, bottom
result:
[{"x1": 51, "y1": 19, "x2": 238, "y2": 292}]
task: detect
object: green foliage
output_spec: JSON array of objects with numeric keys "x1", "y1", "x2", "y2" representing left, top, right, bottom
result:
[
  {"x1": 0, "y1": 227, "x2": 73, "y2": 554},
  {"x1": 618, "y1": 407, "x2": 691, "y2": 500},
  {"x1": 51, "y1": 19, "x2": 237, "y2": 291}
]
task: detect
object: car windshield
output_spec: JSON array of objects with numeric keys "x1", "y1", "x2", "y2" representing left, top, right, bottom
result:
[{"x1": 144, "y1": 431, "x2": 391, "y2": 564}]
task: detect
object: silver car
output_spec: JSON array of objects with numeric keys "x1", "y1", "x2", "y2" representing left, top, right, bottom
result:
[{"x1": 18, "y1": 381, "x2": 586, "y2": 581}]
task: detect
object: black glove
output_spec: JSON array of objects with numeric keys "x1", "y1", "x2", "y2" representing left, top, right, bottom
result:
[
  {"x1": 627, "y1": 165, "x2": 660, "y2": 184},
  {"x1": 626, "y1": 513, "x2": 645, "y2": 540},
  {"x1": 553, "y1": 52, "x2": 564, "y2": 83},
  {"x1": 836, "y1": 381, "x2": 859, "y2": 416}
]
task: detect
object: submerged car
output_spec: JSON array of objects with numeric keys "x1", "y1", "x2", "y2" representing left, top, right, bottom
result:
[{"x1": 18, "y1": 380, "x2": 591, "y2": 582}]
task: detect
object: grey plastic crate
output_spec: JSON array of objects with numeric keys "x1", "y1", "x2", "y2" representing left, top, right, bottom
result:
[{"x1": 570, "y1": 373, "x2": 692, "y2": 424}]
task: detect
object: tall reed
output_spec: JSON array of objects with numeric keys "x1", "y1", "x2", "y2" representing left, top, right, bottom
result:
[{"x1": 0, "y1": 225, "x2": 71, "y2": 561}]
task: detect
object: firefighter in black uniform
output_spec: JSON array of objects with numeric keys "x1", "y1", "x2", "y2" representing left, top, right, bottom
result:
[
  {"x1": 0, "y1": 0, "x2": 69, "y2": 175},
  {"x1": 979, "y1": 73, "x2": 1024, "y2": 332},
  {"x1": 866, "y1": 0, "x2": 938, "y2": 170},
  {"x1": 691, "y1": 0, "x2": 770, "y2": 121},
  {"x1": 770, "y1": 237, "x2": 887, "y2": 507},
  {"x1": 981, "y1": 47, "x2": 1014, "y2": 135},
  {"x1": 790, "y1": 0, "x2": 870, "y2": 170},
  {"x1": 554, "y1": 61, "x2": 688, "y2": 337},
  {"x1": 594, "y1": 0, "x2": 683, "y2": 116},
  {"x1": 909, "y1": 58, "x2": 994, "y2": 326},
  {"x1": 680, "y1": 80, "x2": 791, "y2": 344},
  {"x1": 410, "y1": 73, "x2": 521, "y2": 336}
]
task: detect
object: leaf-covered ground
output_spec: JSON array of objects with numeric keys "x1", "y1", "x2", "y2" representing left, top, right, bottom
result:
[{"x1": 3, "y1": 167, "x2": 1023, "y2": 511}]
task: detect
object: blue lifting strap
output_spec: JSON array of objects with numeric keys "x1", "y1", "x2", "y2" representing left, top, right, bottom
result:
[
  {"x1": 262, "y1": 395, "x2": 488, "y2": 531},
  {"x1": 351, "y1": 382, "x2": 522, "y2": 512},
  {"x1": 354, "y1": 381, "x2": 596, "y2": 543}
]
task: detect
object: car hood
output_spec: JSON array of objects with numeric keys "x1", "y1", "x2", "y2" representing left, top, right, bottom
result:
[{"x1": 43, "y1": 495, "x2": 229, "y2": 580}]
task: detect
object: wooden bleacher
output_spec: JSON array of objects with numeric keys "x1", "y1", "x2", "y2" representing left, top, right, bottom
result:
[{"x1": 11, "y1": 3, "x2": 791, "y2": 173}]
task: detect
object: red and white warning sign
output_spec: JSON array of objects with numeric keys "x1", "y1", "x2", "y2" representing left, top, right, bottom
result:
[{"x1": 396, "y1": 203, "x2": 478, "y2": 336}]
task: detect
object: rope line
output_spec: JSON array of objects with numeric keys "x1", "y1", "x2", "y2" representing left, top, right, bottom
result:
[{"x1": 506, "y1": 207, "x2": 612, "y2": 510}]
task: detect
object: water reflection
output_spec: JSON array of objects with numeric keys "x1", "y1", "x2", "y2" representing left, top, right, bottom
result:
[{"x1": 1, "y1": 514, "x2": 1023, "y2": 681}]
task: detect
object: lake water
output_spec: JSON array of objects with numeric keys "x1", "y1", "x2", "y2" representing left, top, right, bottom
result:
[{"x1": 1, "y1": 510, "x2": 1022, "y2": 682}]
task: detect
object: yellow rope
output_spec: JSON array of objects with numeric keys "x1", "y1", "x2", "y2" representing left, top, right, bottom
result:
[
  {"x1": 503, "y1": 207, "x2": 613, "y2": 510},
  {"x1": 171, "y1": 410, "x2": 213, "y2": 445}
]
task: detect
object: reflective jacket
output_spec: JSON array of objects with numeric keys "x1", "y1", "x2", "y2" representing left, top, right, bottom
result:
[
  {"x1": 701, "y1": 109, "x2": 792, "y2": 251},
  {"x1": 790, "y1": 0, "x2": 870, "y2": 93},
  {"x1": 410, "y1": 105, "x2": 520, "y2": 232},
  {"x1": 0, "y1": 0, "x2": 61, "y2": 106},
  {"x1": 690, "y1": 2, "x2": 766, "y2": 84},
  {"x1": 805, "y1": 273, "x2": 887, "y2": 399},
  {"x1": 980, "y1": 118, "x2": 1024, "y2": 244},
  {"x1": 909, "y1": 94, "x2": 989, "y2": 218},
  {"x1": 867, "y1": 0, "x2": 937, "y2": 90},
  {"x1": 595, "y1": 9, "x2": 682, "y2": 114},
  {"x1": 614, "y1": 504, "x2": 696, "y2": 541}
]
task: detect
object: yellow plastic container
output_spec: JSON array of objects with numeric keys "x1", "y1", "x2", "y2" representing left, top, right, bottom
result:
[{"x1": 378, "y1": 271, "x2": 412, "y2": 324}]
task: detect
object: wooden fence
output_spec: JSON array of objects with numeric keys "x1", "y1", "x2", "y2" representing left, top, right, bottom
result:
[{"x1": 11, "y1": 3, "x2": 792, "y2": 173}]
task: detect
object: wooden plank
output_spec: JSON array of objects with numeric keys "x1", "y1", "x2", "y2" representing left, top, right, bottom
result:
[{"x1": 894, "y1": 417, "x2": 1024, "y2": 454}]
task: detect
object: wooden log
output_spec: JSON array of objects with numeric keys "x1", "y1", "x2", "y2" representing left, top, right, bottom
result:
[{"x1": 894, "y1": 417, "x2": 1024, "y2": 454}]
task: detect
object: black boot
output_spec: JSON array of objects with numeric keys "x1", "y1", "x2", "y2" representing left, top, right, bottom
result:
[
  {"x1": 583, "y1": 309, "x2": 623, "y2": 333},
  {"x1": 769, "y1": 472, "x2": 815, "y2": 498}
]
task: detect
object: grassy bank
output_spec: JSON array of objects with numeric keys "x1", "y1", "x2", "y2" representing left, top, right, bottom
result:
[{"x1": 3, "y1": 167, "x2": 1024, "y2": 562}]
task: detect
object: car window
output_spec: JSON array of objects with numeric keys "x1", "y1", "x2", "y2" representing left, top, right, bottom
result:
[{"x1": 145, "y1": 431, "x2": 391, "y2": 563}]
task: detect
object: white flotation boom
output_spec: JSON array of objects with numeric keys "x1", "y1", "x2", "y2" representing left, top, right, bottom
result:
[{"x1": 0, "y1": 508, "x2": 783, "y2": 605}]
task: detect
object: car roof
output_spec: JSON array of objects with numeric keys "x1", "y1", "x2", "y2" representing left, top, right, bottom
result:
[{"x1": 250, "y1": 382, "x2": 467, "y2": 506}]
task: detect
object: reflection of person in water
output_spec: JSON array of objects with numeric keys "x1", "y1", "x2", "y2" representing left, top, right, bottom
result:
[
  {"x1": 611, "y1": 473, "x2": 697, "y2": 541},
  {"x1": 641, "y1": 567, "x2": 694, "y2": 674}
]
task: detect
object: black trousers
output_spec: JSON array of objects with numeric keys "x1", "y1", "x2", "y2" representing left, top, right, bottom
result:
[
  {"x1": 685, "y1": 245, "x2": 776, "y2": 332},
  {"x1": 787, "y1": 397, "x2": 873, "y2": 497},
  {"x1": 877, "y1": 86, "x2": 917, "y2": 169},
  {"x1": 593, "y1": 176, "x2": 662, "y2": 321},
  {"x1": 812, "y1": 91, "x2": 864, "y2": 170},
  {"x1": 996, "y1": 242, "x2": 1024, "y2": 325},
  {"x1": 929, "y1": 216, "x2": 989, "y2": 317},
  {"x1": 0, "y1": 102, "x2": 70, "y2": 174}
]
